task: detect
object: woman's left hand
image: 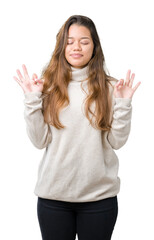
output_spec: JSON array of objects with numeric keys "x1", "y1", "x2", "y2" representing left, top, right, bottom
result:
[{"x1": 114, "y1": 70, "x2": 141, "y2": 99}]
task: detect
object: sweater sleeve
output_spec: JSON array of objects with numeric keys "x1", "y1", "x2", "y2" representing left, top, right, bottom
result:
[
  {"x1": 24, "y1": 92, "x2": 52, "y2": 149},
  {"x1": 107, "y1": 97, "x2": 132, "y2": 150}
]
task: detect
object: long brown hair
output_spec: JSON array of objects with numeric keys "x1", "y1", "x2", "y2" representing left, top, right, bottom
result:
[{"x1": 41, "y1": 15, "x2": 113, "y2": 131}]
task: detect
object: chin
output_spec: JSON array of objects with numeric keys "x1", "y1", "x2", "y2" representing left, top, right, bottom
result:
[{"x1": 70, "y1": 62, "x2": 87, "y2": 69}]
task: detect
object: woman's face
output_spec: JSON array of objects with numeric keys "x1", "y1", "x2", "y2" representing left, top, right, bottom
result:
[{"x1": 65, "y1": 24, "x2": 94, "y2": 69}]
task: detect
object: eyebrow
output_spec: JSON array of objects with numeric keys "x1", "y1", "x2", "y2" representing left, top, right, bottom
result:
[{"x1": 67, "y1": 37, "x2": 90, "y2": 40}]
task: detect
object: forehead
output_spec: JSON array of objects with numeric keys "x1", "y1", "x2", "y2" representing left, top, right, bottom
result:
[{"x1": 67, "y1": 24, "x2": 92, "y2": 39}]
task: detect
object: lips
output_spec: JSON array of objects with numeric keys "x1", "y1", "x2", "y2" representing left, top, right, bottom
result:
[{"x1": 70, "y1": 54, "x2": 83, "y2": 58}]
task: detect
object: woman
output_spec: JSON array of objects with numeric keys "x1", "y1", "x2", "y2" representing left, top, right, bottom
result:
[{"x1": 14, "y1": 15, "x2": 141, "y2": 240}]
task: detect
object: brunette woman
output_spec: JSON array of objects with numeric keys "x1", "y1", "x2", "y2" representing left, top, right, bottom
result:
[{"x1": 14, "y1": 15, "x2": 141, "y2": 240}]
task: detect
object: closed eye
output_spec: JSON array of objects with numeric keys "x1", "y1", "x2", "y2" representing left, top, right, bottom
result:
[
  {"x1": 81, "y1": 42, "x2": 89, "y2": 45},
  {"x1": 67, "y1": 42, "x2": 73, "y2": 45},
  {"x1": 67, "y1": 40, "x2": 90, "y2": 45}
]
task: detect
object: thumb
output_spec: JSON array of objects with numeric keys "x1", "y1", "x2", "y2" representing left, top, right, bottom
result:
[
  {"x1": 32, "y1": 73, "x2": 38, "y2": 81},
  {"x1": 115, "y1": 79, "x2": 124, "y2": 88}
]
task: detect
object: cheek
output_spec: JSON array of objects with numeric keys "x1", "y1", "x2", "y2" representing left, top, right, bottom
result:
[
  {"x1": 65, "y1": 44, "x2": 72, "y2": 53},
  {"x1": 65, "y1": 47, "x2": 69, "y2": 60},
  {"x1": 85, "y1": 46, "x2": 94, "y2": 59}
]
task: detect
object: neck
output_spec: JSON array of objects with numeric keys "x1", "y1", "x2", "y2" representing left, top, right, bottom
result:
[{"x1": 71, "y1": 66, "x2": 89, "y2": 82}]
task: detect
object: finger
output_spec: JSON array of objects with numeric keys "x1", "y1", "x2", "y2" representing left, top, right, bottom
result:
[
  {"x1": 132, "y1": 81, "x2": 141, "y2": 93},
  {"x1": 115, "y1": 79, "x2": 124, "y2": 88},
  {"x1": 32, "y1": 74, "x2": 44, "y2": 85},
  {"x1": 36, "y1": 79, "x2": 44, "y2": 84},
  {"x1": 125, "y1": 69, "x2": 131, "y2": 86},
  {"x1": 22, "y1": 64, "x2": 30, "y2": 79},
  {"x1": 32, "y1": 74, "x2": 41, "y2": 86},
  {"x1": 115, "y1": 79, "x2": 121, "y2": 87},
  {"x1": 120, "y1": 79, "x2": 124, "y2": 85},
  {"x1": 32, "y1": 73, "x2": 38, "y2": 80},
  {"x1": 129, "y1": 73, "x2": 135, "y2": 88},
  {"x1": 32, "y1": 73, "x2": 39, "y2": 84},
  {"x1": 117, "y1": 85, "x2": 123, "y2": 91},
  {"x1": 13, "y1": 76, "x2": 23, "y2": 87},
  {"x1": 16, "y1": 69, "x2": 24, "y2": 82}
]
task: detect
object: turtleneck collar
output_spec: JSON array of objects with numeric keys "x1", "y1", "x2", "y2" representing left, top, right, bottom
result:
[{"x1": 71, "y1": 66, "x2": 89, "y2": 82}]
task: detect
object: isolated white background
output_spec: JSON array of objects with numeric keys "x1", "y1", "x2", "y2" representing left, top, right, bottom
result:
[{"x1": 0, "y1": 0, "x2": 154, "y2": 239}]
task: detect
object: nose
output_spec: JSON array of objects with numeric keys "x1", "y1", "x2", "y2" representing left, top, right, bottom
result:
[{"x1": 73, "y1": 41, "x2": 82, "y2": 51}]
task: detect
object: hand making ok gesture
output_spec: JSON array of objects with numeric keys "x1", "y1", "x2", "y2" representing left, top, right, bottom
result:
[
  {"x1": 114, "y1": 70, "x2": 141, "y2": 99},
  {"x1": 13, "y1": 64, "x2": 44, "y2": 93}
]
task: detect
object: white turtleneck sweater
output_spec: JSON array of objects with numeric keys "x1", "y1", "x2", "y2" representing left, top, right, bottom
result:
[{"x1": 24, "y1": 66, "x2": 132, "y2": 202}]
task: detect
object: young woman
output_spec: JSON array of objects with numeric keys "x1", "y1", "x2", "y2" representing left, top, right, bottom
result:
[{"x1": 14, "y1": 15, "x2": 141, "y2": 240}]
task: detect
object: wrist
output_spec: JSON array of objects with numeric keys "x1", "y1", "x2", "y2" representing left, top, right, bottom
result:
[{"x1": 24, "y1": 90, "x2": 42, "y2": 94}]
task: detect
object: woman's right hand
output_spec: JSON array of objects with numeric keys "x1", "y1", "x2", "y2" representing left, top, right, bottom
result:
[{"x1": 13, "y1": 64, "x2": 44, "y2": 93}]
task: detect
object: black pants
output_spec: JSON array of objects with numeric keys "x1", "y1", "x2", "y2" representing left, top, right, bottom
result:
[{"x1": 37, "y1": 196, "x2": 118, "y2": 240}]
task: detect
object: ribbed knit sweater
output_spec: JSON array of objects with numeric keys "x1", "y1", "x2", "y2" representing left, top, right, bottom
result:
[{"x1": 24, "y1": 66, "x2": 132, "y2": 202}]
